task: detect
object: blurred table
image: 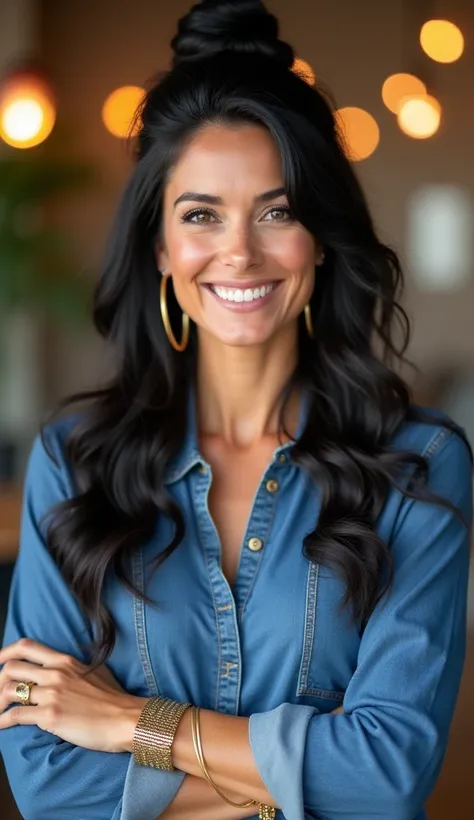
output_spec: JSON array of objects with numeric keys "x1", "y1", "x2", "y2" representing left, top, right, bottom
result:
[{"x1": 0, "y1": 484, "x2": 21, "y2": 563}]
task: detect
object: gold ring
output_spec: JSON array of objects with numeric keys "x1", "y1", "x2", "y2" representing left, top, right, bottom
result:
[{"x1": 15, "y1": 681, "x2": 35, "y2": 706}]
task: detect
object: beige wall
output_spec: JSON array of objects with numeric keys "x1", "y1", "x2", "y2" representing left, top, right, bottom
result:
[
  {"x1": 0, "y1": 0, "x2": 37, "y2": 62},
  {"x1": 39, "y1": 0, "x2": 474, "y2": 403}
]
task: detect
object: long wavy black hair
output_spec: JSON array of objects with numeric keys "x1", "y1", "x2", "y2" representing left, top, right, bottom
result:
[{"x1": 41, "y1": 0, "x2": 471, "y2": 670}]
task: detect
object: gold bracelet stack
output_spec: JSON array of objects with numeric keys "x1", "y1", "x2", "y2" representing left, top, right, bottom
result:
[
  {"x1": 191, "y1": 704, "x2": 276, "y2": 819},
  {"x1": 132, "y1": 697, "x2": 276, "y2": 818},
  {"x1": 132, "y1": 695, "x2": 192, "y2": 771}
]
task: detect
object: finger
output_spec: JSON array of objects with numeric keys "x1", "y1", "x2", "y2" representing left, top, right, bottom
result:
[
  {"x1": 0, "y1": 661, "x2": 50, "y2": 710},
  {"x1": 0, "y1": 638, "x2": 83, "y2": 672},
  {"x1": 0, "y1": 704, "x2": 53, "y2": 732},
  {"x1": 0, "y1": 680, "x2": 41, "y2": 709},
  {"x1": 0, "y1": 659, "x2": 61, "y2": 686}
]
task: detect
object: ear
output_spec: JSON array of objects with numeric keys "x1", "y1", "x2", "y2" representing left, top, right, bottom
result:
[{"x1": 154, "y1": 241, "x2": 169, "y2": 273}]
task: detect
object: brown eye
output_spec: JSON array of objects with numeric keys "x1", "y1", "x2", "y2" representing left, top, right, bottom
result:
[
  {"x1": 263, "y1": 206, "x2": 293, "y2": 222},
  {"x1": 181, "y1": 208, "x2": 217, "y2": 224}
]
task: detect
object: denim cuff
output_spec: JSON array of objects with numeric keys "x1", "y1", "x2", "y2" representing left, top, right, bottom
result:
[
  {"x1": 249, "y1": 702, "x2": 319, "y2": 820},
  {"x1": 120, "y1": 755, "x2": 186, "y2": 819}
]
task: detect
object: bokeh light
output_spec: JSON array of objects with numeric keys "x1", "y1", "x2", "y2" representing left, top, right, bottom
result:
[
  {"x1": 420, "y1": 19, "x2": 464, "y2": 64},
  {"x1": 291, "y1": 57, "x2": 316, "y2": 86},
  {"x1": 0, "y1": 69, "x2": 56, "y2": 149},
  {"x1": 335, "y1": 106, "x2": 380, "y2": 161},
  {"x1": 382, "y1": 73, "x2": 427, "y2": 114},
  {"x1": 398, "y1": 94, "x2": 442, "y2": 139},
  {"x1": 102, "y1": 85, "x2": 145, "y2": 138}
]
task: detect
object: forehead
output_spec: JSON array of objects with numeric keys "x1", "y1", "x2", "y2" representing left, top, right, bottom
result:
[{"x1": 166, "y1": 124, "x2": 284, "y2": 194}]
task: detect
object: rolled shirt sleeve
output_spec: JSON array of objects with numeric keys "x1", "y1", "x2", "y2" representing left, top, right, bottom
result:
[
  {"x1": 249, "y1": 428, "x2": 473, "y2": 820},
  {"x1": 0, "y1": 430, "x2": 184, "y2": 820}
]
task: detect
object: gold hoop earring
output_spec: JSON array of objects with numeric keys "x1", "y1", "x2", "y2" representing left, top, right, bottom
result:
[
  {"x1": 304, "y1": 304, "x2": 314, "y2": 338},
  {"x1": 160, "y1": 273, "x2": 189, "y2": 352}
]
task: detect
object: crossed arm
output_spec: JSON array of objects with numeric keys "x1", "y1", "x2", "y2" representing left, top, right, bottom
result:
[
  {"x1": 162, "y1": 703, "x2": 345, "y2": 813},
  {"x1": 155, "y1": 706, "x2": 277, "y2": 807},
  {"x1": 0, "y1": 632, "x2": 344, "y2": 819}
]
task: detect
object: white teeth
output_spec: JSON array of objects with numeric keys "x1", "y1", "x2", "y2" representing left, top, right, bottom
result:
[{"x1": 210, "y1": 283, "x2": 276, "y2": 303}]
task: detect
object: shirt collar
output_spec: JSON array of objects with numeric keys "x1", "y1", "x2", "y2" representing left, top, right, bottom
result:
[{"x1": 164, "y1": 380, "x2": 310, "y2": 485}]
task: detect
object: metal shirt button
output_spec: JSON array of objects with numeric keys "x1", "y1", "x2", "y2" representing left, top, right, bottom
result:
[
  {"x1": 248, "y1": 537, "x2": 263, "y2": 552},
  {"x1": 278, "y1": 453, "x2": 286, "y2": 463},
  {"x1": 265, "y1": 478, "x2": 279, "y2": 493}
]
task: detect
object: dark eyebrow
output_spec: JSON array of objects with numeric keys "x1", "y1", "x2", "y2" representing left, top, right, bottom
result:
[{"x1": 173, "y1": 186, "x2": 287, "y2": 209}]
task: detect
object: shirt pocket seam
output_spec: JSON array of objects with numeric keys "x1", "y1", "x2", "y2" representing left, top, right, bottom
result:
[
  {"x1": 296, "y1": 560, "x2": 345, "y2": 700},
  {"x1": 132, "y1": 547, "x2": 161, "y2": 697}
]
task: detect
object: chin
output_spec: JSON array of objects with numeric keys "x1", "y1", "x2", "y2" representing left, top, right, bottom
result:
[{"x1": 215, "y1": 329, "x2": 273, "y2": 347}]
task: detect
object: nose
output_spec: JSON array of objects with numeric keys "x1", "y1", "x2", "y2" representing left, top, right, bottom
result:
[{"x1": 219, "y1": 222, "x2": 263, "y2": 273}]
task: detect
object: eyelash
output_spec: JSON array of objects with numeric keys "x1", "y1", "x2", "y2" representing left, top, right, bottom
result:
[{"x1": 180, "y1": 205, "x2": 294, "y2": 224}]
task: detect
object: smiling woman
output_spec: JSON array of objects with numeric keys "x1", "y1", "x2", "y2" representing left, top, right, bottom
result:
[
  {"x1": 157, "y1": 124, "x2": 323, "y2": 348},
  {"x1": 0, "y1": 1, "x2": 472, "y2": 820}
]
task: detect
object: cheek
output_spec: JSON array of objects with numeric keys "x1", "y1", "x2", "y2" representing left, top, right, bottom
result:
[
  {"x1": 167, "y1": 233, "x2": 213, "y2": 276},
  {"x1": 266, "y1": 230, "x2": 316, "y2": 271},
  {"x1": 165, "y1": 233, "x2": 212, "y2": 315}
]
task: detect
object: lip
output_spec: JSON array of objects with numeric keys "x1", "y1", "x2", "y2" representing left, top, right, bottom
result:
[{"x1": 201, "y1": 278, "x2": 282, "y2": 289}]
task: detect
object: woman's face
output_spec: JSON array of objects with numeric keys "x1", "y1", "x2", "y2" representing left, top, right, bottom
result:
[{"x1": 156, "y1": 123, "x2": 322, "y2": 347}]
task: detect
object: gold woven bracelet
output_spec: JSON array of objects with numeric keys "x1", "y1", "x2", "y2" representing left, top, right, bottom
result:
[
  {"x1": 191, "y1": 705, "x2": 276, "y2": 818},
  {"x1": 132, "y1": 696, "x2": 192, "y2": 771},
  {"x1": 258, "y1": 804, "x2": 277, "y2": 819}
]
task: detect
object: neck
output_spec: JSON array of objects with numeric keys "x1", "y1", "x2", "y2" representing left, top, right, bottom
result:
[{"x1": 195, "y1": 323, "x2": 301, "y2": 449}]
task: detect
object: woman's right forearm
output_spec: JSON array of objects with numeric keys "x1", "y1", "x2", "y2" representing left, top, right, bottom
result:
[{"x1": 158, "y1": 773, "x2": 258, "y2": 820}]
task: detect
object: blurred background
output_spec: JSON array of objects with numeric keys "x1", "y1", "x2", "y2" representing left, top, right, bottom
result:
[{"x1": 0, "y1": 0, "x2": 473, "y2": 816}]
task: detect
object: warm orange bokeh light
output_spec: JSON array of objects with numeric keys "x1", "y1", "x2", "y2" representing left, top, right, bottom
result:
[
  {"x1": 0, "y1": 71, "x2": 56, "y2": 149},
  {"x1": 102, "y1": 85, "x2": 145, "y2": 138},
  {"x1": 381, "y1": 73, "x2": 427, "y2": 114},
  {"x1": 291, "y1": 57, "x2": 316, "y2": 86},
  {"x1": 335, "y1": 106, "x2": 380, "y2": 161},
  {"x1": 397, "y1": 94, "x2": 442, "y2": 139},
  {"x1": 420, "y1": 19, "x2": 464, "y2": 63}
]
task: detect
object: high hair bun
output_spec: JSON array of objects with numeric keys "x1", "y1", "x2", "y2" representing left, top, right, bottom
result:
[{"x1": 170, "y1": 0, "x2": 295, "y2": 71}]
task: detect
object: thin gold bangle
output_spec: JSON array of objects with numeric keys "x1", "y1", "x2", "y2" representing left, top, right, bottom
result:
[{"x1": 191, "y1": 705, "x2": 257, "y2": 809}]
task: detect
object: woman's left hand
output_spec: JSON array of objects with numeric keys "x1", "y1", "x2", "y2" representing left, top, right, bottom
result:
[{"x1": 0, "y1": 638, "x2": 147, "y2": 753}]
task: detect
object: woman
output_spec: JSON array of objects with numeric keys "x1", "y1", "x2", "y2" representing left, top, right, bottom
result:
[{"x1": 0, "y1": 1, "x2": 472, "y2": 818}]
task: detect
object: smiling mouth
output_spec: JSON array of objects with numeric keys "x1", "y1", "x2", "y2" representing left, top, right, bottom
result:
[{"x1": 206, "y1": 282, "x2": 279, "y2": 303}]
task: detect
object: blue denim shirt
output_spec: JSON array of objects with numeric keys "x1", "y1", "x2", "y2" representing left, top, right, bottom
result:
[{"x1": 1, "y1": 390, "x2": 472, "y2": 820}]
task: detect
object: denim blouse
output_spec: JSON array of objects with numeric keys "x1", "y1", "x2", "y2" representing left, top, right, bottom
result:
[{"x1": 0, "y1": 390, "x2": 472, "y2": 820}]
